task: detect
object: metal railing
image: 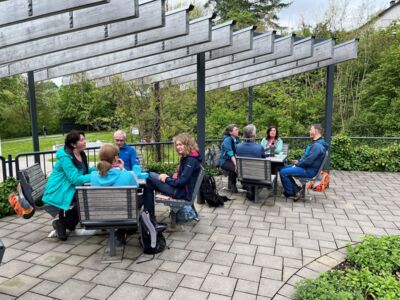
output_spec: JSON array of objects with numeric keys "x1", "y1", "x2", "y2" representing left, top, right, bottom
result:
[{"x1": 1, "y1": 136, "x2": 399, "y2": 182}]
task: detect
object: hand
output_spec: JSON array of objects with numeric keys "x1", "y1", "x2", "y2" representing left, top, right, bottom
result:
[
  {"x1": 172, "y1": 172, "x2": 178, "y2": 179},
  {"x1": 291, "y1": 159, "x2": 298, "y2": 165},
  {"x1": 117, "y1": 159, "x2": 124, "y2": 170},
  {"x1": 159, "y1": 174, "x2": 169, "y2": 183}
]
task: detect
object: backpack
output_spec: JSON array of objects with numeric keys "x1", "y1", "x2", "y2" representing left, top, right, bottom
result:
[
  {"x1": 138, "y1": 210, "x2": 166, "y2": 255},
  {"x1": 200, "y1": 175, "x2": 229, "y2": 207},
  {"x1": 176, "y1": 204, "x2": 198, "y2": 223},
  {"x1": 306, "y1": 170, "x2": 330, "y2": 192},
  {"x1": 205, "y1": 144, "x2": 220, "y2": 168},
  {"x1": 8, "y1": 183, "x2": 35, "y2": 219}
]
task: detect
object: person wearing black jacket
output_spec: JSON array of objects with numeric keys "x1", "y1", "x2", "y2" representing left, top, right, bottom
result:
[{"x1": 143, "y1": 133, "x2": 202, "y2": 221}]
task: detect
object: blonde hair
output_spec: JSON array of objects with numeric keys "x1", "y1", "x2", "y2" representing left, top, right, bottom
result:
[
  {"x1": 97, "y1": 144, "x2": 119, "y2": 176},
  {"x1": 113, "y1": 130, "x2": 126, "y2": 139},
  {"x1": 173, "y1": 133, "x2": 198, "y2": 157}
]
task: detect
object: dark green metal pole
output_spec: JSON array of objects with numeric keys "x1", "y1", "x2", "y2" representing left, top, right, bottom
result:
[
  {"x1": 28, "y1": 71, "x2": 40, "y2": 164},
  {"x1": 248, "y1": 87, "x2": 253, "y2": 123},
  {"x1": 197, "y1": 52, "x2": 206, "y2": 158},
  {"x1": 324, "y1": 64, "x2": 335, "y2": 169}
]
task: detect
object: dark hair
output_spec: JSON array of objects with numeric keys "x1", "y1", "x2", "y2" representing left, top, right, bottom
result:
[
  {"x1": 65, "y1": 130, "x2": 85, "y2": 149},
  {"x1": 311, "y1": 124, "x2": 324, "y2": 135},
  {"x1": 224, "y1": 124, "x2": 237, "y2": 136},
  {"x1": 267, "y1": 125, "x2": 279, "y2": 140}
]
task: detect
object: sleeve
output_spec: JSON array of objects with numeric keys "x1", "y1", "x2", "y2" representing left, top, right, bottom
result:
[
  {"x1": 275, "y1": 139, "x2": 283, "y2": 154},
  {"x1": 260, "y1": 138, "x2": 267, "y2": 149},
  {"x1": 223, "y1": 137, "x2": 234, "y2": 158},
  {"x1": 165, "y1": 158, "x2": 196, "y2": 188},
  {"x1": 260, "y1": 145, "x2": 267, "y2": 158},
  {"x1": 296, "y1": 144, "x2": 323, "y2": 168},
  {"x1": 60, "y1": 157, "x2": 91, "y2": 186},
  {"x1": 130, "y1": 147, "x2": 137, "y2": 166}
]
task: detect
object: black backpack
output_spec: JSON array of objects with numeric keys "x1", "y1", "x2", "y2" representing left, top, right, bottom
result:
[
  {"x1": 200, "y1": 175, "x2": 229, "y2": 207},
  {"x1": 138, "y1": 210, "x2": 166, "y2": 254}
]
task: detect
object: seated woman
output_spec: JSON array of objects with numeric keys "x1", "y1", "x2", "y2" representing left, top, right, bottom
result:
[
  {"x1": 144, "y1": 133, "x2": 202, "y2": 221},
  {"x1": 219, "y1": 124, "x2": 240, "y2": 193},
  {"x1": 91, "y1": 144, "x2": 138, "y2": 244},
  {"x1": 261, "y1": 125, "x2": 283, "y2": 155},
  {"x1": 43, "y1": 131, "x2": 95, "y2": 241}
]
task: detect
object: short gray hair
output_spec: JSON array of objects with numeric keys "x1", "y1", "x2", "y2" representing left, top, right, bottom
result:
[
  {"x1": 311, "y1": 124, "x2": 324, "y2": 135},
  {"x1": 243, "y1": 124, "x2": 256, "y2": 139},
  {"x1": 113, "y1": 130, "x2": 127, "y2": 139}
]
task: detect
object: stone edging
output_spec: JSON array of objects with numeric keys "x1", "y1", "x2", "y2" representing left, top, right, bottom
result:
[{"x1": 271, "y1": 243, "x2": 357, "y2": 300}]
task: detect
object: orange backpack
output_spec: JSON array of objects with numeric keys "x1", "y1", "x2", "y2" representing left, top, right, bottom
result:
[
  {"x1": 306, "y1": 171, "x2": 330, "y2": 192},
  {"x1": 8, "y1": 183, "x2": 35, "y2": 219}
]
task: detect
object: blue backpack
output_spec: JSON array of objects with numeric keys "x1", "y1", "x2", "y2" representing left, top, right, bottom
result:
[{"x1": 176, "y1": 204, "x2": 198, "y2": 222}]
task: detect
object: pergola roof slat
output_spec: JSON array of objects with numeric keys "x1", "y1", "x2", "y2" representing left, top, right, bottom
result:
[
  {"x1": 0, "y1": 0, "x2": 110, "y2": 27},
  {"x1": 0, "y1": 6, "x2": 190, "y2": 78},
  {"x1": 0, "y1": 0, "x2": 164, "y2": 65},
  {"x1": 0, "y1": 0, "x2": 139, "y2": 47},
  {"x1": 229, "y1": 39, "x2": 358, "y2": 91},
  {"x1": 39, "y1": 15, "x2": 211, "y2": 83}
]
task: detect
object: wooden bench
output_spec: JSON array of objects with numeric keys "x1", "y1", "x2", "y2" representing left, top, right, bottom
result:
[
  {"x1": 236, "y1": 157, "x2": 277, "y2": 202},
  {"x1": 155, "y1": 165, "x2": 205, "y2": 228},
  {"x1": 76, "y1": 186, "x2": 139, "y2": 260}
]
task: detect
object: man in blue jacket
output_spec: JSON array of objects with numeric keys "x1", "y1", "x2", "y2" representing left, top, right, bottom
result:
[
  {"x1": 113, "y1": 130, "x2": 139, "y2": 171},
  {"x1": 280, "y1": 124, "x2": 328, "y2": 201}
]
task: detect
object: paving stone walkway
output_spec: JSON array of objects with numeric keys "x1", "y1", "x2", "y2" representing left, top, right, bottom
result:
[{"x1": 0, "y1": 170, "x2": 399, "y2": 299}]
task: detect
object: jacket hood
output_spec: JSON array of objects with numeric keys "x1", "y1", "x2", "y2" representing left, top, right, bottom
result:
[
  {"x1": 94, "y1": 168, "x2": 123, "y2": 185},
  {"x1": 186, "y1": 150, "x2": 202, "y2": 163},
  {"x1": 314, "y1": 138, "x2": 329, "y2": 151},
  {"x1": 56, "y1": 147, "x2": 70, "y2": 159}
]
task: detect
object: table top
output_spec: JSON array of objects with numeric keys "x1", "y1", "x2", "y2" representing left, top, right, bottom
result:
[
  {"x1": 132, "y1": 173, "x2": 146, "y2": 186},
  {"x1": 266, "y1": 154, "x2": 287, "y2": 163}
]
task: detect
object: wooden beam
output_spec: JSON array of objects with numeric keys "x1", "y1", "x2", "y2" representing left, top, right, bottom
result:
[
  {"x1": 229, "y1": 39, "x2": 358, "y2": 91},
  {"x1": 0, "y1": 0, "x2": 138, "y2": 47},
  {"x1": 0, "y1": 0, "x2": 110, "y2": 27},
  {"x1": 0, "y1": 0, "x2": 164, "y2": 64}
]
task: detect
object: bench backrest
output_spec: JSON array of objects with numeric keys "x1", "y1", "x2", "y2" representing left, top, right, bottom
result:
[
  {"x1": 313, "y1": 150, "x2": 329, "y2": 180},
  {"x1": 236, "y1": 157, "x2": 272, "y2": 182},
  {"x1": 282, "y1": 143, "x2": 289, "y2": 156},
  {"x1": 19, "y1": 163, "x2": 46, "y2": 203},
  {"x1": 190, "y1": 165, "x2": 206, "y2": 203},
  {"x1": 76, "y1": 186, "x2": 138, "y2": 227}
]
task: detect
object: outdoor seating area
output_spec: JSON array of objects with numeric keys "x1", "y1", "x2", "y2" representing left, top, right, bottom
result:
[{"x1": 0, "y1": 170, "x2": 399, "y2": 299}]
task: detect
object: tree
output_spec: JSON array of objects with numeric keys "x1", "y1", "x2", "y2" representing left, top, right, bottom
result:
[{"x1": 205, "y1": 0, "x2": 290, "y2": 29}]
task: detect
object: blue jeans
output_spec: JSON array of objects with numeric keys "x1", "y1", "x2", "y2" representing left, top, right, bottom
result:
[
  {"x1": 279, "y1": 165, "x2": 317, "y2": 197},
  {"x1": 143, "y1": 172, "x2": 176, "y2": 220}
]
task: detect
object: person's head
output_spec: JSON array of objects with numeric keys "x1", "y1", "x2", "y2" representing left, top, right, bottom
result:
[
  {"x1": 97, "y1": 144, "x2": 119, "y2": 176},
  {"x1": 113, "y1": 130, "x2": 127, "y2": 149},
  {"x1": 224, "y1": 124, "x2": 239, "y2": 137},
  {"x1": 173, "y1": 133, "x2": 198, "y2": 156},
  {"x1": 243, "y1": 124, "x2": 256, "y2": 140},
  {"x1": 309, "y1": 124, "x2": 324, "y2": 140},
  {"x1": 267, "y1": 125, "x2": 279, "y2": 140},
  {"x1": 65, "y1": 130, "x2": 86, "y2": 152}
]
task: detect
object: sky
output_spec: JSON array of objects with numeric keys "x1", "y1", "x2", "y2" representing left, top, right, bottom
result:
[{"x1": 168, "y1": 0, "x2": 391, "y2": 31}]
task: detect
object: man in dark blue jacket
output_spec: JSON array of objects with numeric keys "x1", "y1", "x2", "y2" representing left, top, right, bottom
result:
[
  {"x1": 114, "y1": 130, "x2": 139, "y2": 171},
  {"x1": 280, "y1": 124, "x2": 328, "y2": 201},
  {"x1": 236, "y1": 124, "x2": 266, "y2": 200}
]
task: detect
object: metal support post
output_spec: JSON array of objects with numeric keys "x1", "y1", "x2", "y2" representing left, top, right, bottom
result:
[
  {"x1": 248, "y1": 87, "x2": 253, "y2": 123},
  {"x1": 197, "y1": 52, "x2": 206, "y2": 204},
  {"x1": 324, "y1": 64, "x2": 335, "y2": 170},
  {"x1": 27, "y1": 71, "x2": 40, "y2": 164}
]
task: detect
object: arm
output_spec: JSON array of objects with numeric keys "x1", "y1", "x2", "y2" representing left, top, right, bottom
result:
[
  {"x1": 60, "y1": 156, "x2": 91, "y2": 186},
  {"x1": 223, "y1": 137, "x2": 235, "y2": 158},
  {"x1": 275, "y1": 138, "x2": 283, "y2": 154},
  {"x1": 296, "y1": 144, "x2": 324, "y2": 168},
  {"x1": 165, "y1": 158, "x2": 197, "y2": 188},
  {"x1": 130, "y1": 147, "x2": 137, "y2": 166},
  {"x1": 260, "y1": 138, "x2": 267, "y2": 150}
]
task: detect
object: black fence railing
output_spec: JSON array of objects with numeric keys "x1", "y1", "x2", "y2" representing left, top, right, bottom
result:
[{"x1": 1, "y1": 136, "x2": 399, "y2": 182}]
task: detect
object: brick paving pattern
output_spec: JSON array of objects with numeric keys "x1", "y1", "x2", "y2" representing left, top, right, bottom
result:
[{"x1": 0, "y1": 170, "x2": 399, "y2": 299}]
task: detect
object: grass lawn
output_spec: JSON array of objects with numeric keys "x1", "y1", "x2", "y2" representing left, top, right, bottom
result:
[{"x1": 0, "y1": 131, "x2": 114, "y2": 157}]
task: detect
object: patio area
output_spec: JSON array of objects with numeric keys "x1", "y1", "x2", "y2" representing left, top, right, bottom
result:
[{"x1": 0, "y1": 170, "x2": 399, "y2": 300}]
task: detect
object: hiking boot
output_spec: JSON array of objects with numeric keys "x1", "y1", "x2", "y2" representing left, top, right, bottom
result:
[
  {"x1": 52, "y1": 219, "x2": 67, "y2": 241},
  {"x1": 293, "y1": 187, "x2": 304, "y2": 202}
]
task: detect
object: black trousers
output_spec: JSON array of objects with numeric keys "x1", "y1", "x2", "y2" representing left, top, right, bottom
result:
[
  {"x1": 221, "y1": 160, "x2": 237, "y2": 187},
  {"x1": 59, "y1": 205, "x2": 79, "y2": 231}
]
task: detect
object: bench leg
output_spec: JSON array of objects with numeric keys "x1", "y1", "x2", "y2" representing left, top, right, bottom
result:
[
  {"x1": 108, "y1": 229, "x2": 116, "y2": 257},
  {"x1": 170, "y1": 210, "x2": 177, "y2": 228},
  {"x1": 254, "y1": 186, "x2": 260, "y2": 203}
]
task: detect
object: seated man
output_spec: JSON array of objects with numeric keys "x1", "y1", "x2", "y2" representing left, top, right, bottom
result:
[
  {"x1": 279, "y1": 124, "x2": 328, "y2": 201},
  {"x1": 236, "y1": 124, "x2": 266, "y2": 200},
  {"x1": 113, "y1": 130, "x2": 139, "y2": 171}
]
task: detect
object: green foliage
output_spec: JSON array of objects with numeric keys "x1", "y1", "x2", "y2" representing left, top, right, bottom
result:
[
  {"x1": 296, "y1": 236, "x2": 400, "y2": 300},
  {"x1": 145, "y1": 162, "x2": 178, "y2": 174},
  {"x1": 0, "y1": 177, "x2": 18, "y2": 218},
  {"x1": 346, "y1": 235, "x2": 400, "y2": 275}
]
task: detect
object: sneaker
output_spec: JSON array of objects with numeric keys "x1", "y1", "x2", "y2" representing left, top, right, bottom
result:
[
  {"x1": 293, "y1": 188, "x2": 304, "y2": 202},
  {"x1": 52, "y1": 220, "x2": 67, "y2": 241}
]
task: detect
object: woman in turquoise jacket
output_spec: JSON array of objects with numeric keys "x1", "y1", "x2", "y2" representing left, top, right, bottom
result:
[
  {"x1": 43, "y1": 131, "x2": 95, "y2": 241},
  {"x1": 261, "y1": 125, "x2": 283, "y2": 155}
]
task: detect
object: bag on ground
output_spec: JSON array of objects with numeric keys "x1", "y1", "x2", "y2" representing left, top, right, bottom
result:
[
  {"x1": 200, "y1": 175, "x2": 228, "y2": 207},
  {"x1": 138, "y1": 210, "x2": 166, "y2": 254},
  {"x1": 306, "y1": 170, "x2": 330, "y2": 192},
  {"x1": 8, "y1": 183, "x2": 35, "y2": 219},
  {"x1": 176, "y1": 204, "x2": 198, "y2": 222}
]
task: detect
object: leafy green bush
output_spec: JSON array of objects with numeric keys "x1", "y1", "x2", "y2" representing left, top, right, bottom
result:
[
  {"x1": 346, "y1": 235, "x2": 400, "y2": 275},
  {"x1": 296, "y1": 236, "x2": 400, "y2": 300},
  {"x1": 0, "y1": 177, "x2": 18, "y2": 218},
  {"x1": 145, "y1": 162, "x2": 221, "y2": 176}
]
